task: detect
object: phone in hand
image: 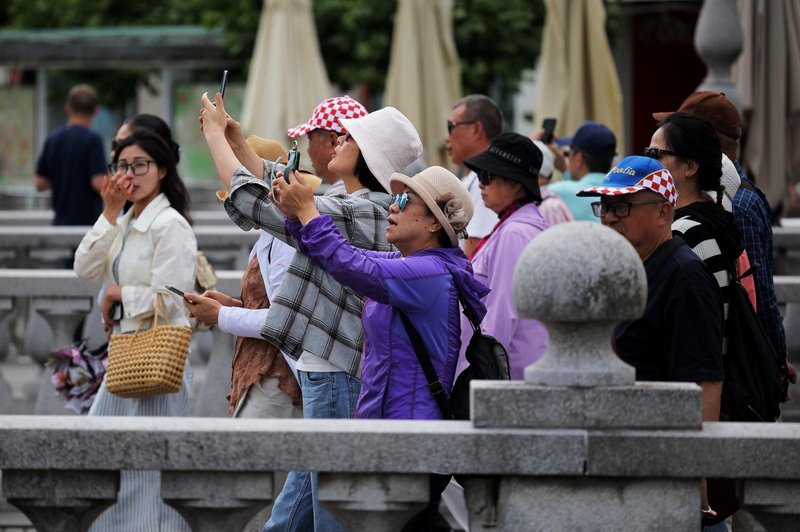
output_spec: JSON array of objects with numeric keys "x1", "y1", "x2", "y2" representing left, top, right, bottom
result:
[
  {"x1": 165, "y1": 285, "x2": 186, "y2": 298},
  {"x1": 284, "y1": 140, "x2": 301, "y2": 184},
  {"x1": 219, "y1": 70, "x2": 229, "y2": 98},
  {"x1": 541, "y1": 117, "x2": 557, "y2": 144}
]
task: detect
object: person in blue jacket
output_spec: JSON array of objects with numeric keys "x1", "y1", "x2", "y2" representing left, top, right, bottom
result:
[{"x1": 272, "y1": 165, "x2": 488, "y2": 420}]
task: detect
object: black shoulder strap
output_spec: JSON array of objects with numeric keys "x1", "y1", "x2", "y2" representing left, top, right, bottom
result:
[{"x1": 398, "y1": 312, "x2": 454, "y2": 420}]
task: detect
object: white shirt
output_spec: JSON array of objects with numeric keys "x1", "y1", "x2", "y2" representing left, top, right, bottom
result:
[
  {"x1": 463, "y1": 171, "x2": 498, "y2": 240},
  {"x1": 74, "y1": 193, "x2": 197, "y2": 332},
  {"x1": 217, "y1": 231, "x2": 300, "y2": 377}
]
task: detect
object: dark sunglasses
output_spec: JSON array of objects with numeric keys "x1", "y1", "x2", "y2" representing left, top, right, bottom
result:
[
  {"x1": 477, "y1": 170, "x2": 494, "y2": 186},
  {"x1": 446, "y1": 119, "x2": 477, "y2": 134},
  {"x1": 643, "y1": 146, "x2": 679, "y2": 159}
]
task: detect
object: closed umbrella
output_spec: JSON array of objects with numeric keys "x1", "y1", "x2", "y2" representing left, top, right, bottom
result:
[
  {"x1": 733, "y1": 0, "x2": 800, "y2": 206},
  {"x1": 384, "y1": 0, "x2": 461, "y2": 167},
  {"x1": 241, "y1": 0, "x2": 332, "y2": 143},
  {"x1": 533, "y1": 0, "x2": 625, "y2": 153}
]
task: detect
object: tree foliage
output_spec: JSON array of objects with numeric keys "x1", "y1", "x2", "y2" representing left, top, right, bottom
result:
[{"x1": 0, "y1": 0, "x2": 560, "y2": 109}]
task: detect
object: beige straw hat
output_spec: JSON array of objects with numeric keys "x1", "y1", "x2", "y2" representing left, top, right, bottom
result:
[{"x1": 389, "y1": 166, "x2": 473, "y2": 246}]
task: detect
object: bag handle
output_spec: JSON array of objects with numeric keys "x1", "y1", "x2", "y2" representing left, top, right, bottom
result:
[
  {"x1": 128, "y1": 292, "x2": 168, "y2": 334},
  {"x1": 398, "y1": 312, "x2": 454, "y2": 420}
]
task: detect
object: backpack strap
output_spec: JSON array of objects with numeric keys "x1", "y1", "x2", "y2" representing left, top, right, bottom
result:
[{"x1": 398, "y1": 312, "x2": 455, "y2": 420}]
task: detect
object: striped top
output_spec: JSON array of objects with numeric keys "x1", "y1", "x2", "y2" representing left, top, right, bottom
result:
[{"x1": 672, "y1": 202, "x2": 742, "y2": 354}]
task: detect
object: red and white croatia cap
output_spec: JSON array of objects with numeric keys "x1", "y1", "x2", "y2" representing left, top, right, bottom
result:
[{"x1": 287, "y1": 96, "x2": 368, "y2": 138}]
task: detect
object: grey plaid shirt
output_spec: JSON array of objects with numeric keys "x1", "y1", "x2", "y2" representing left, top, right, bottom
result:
[{"x1": 224, "y1": 161, "x2": 392, "y2": 376}]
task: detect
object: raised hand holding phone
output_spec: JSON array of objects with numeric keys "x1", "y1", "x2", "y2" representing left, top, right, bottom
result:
[
  {"x1": 219, "y1": 69, "x2": 229, "y2": 99},
  {"x1": 541, "y1": 117, "x2": 557, "y2": 144}
]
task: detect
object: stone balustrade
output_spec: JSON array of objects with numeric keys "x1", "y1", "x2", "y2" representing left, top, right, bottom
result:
[
  {"x1": 0, "y1": 210, "x2": 233, "y2": 226},
  {"x1": 0, "y1": 269, "x2": 244, "y2": 417},
  {"x1": 1, "y1": 223, "x2": 800, "y2": 530},
  {"x1": 0, "y1": 226, "x2": 258, "y2": 270}
]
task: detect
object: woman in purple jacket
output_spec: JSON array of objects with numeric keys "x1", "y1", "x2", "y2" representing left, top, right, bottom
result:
[
  {"x1": 462, "y1": 132, "x2": 550, "y2": 380},
  {"x1": 273, "y1": 165, "x2": 488, "y2": 420}
]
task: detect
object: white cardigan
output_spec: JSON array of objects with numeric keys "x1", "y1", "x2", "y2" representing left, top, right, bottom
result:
[{"x1": 74, "y1": 193, "x2": 197, "y2": 333}]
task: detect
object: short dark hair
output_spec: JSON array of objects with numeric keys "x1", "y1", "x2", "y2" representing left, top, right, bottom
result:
[
  {"x1": 66, "y1": 84, "x2": 98, "y2": 116},
  {"x1": 658, "y1": 112, "x2": 723, "y2": 203},
  {"x1": 576, "y1": 149, "x2": 615, "y2": 174},
  {"x1": 353, "y1": 152, "x2": 385, "y2": 193},
  {"x1": 454, "y1": 94, "x2": 503, "y2": 140},
  {"x1": 113, "y1": 128, "x2": 193, "y2": 225}
]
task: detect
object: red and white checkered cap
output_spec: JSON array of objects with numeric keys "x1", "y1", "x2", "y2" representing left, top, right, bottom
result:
[
  {"x1": 577, "y1": 156, "x2": 677, "y2": 206},
  {"x1": 287, "y1": 96, "x2": 368, "y2": 138}
]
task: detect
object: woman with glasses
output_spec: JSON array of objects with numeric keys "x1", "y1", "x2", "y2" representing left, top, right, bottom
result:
[
  {"x1": 648, "y1": 113, "x2": 744, "y2": 352},
  {"x1": 74, "y1": 128, "x2": 195, "y2": 532},
  {"x1": 459, "y1": 132, "x2": 550, "y2": 380}
]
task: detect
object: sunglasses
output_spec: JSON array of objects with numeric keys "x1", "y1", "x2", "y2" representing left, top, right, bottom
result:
[
  {"x1": 477, "y1": 170, "x2": 495, "y2": 186},
  {"x1": 446, "y1": 119, "x2": 477, "y2": 134},
  {"x1": 390, "y1": 192, "x2": 412, "y2": 211},
  {"x1": 643, "y1": 147, "x2": 679, "y2": 159}
]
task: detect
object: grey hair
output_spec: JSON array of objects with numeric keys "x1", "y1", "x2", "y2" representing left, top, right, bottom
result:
[{"x1": 453, "y1": 94, "x2": 503, "y2": 140}]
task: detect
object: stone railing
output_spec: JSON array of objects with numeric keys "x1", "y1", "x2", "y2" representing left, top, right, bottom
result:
[
  {"x1": 1, "y1": 223, "x2": 800, "y2": 531},
  {"x1": 0, "y1": 210, "x2": 233, "y2": 226},
  {"x1": 0, "y1": 269, "x2": 244, "y2": 417},
  {"x1": 0, "y1": 226, "x2": 258, "y2": 270}
]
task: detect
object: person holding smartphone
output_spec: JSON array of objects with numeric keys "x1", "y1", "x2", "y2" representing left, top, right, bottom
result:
[{"x1": 74, "y1": 127, "x2": 196, "y2": 532}]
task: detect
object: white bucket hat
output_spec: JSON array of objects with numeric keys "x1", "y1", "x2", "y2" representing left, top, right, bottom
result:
[
  {"x1": 389, "y1": 166, "x2": 473, "y2": 246},
  {"x1": 533, "y1": 140, "x2": 555, "y2": 179},
  {"x1": 711, "y1": 154, "x2": 741, "y2": 212},
  {"x1": 340, "y1": 107, "x2": 423, "y2": 193}
]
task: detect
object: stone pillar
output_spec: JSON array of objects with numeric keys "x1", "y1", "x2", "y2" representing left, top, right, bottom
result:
[
  {"x1": 2, "y1": 469, "x2": 118, "y2": 532},
  {"x1": 317, "y1": 473, "x2": 429, "y2": 531},
  {"x1": 464, "y1": 222, "x2": 703, "y2": 530},
  {"x1": 161, "y1": 470, "x2": 273, "y2": 532},
  {"x1": 694, "y1": 0, "x2": 744, "y2": 109}
]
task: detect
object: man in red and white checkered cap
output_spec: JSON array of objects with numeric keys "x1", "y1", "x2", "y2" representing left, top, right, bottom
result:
[{"x1": 287, "y1": 95, "x2": 367, "y2": 196}]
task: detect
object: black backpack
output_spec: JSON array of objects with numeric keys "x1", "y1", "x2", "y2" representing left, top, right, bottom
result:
[
  {"x1": 721, "y1": 264, "x2": 787, "y2": 421},
  {"x1": 400, "y1": 291, "x2": 510, "y2": 420}
]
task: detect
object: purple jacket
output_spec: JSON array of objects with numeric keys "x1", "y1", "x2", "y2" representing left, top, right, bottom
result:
[
  {"x1": 458, "y1": 202, "x2": 550, "y2": 380},
  {"x1": 288, "y1": 215, "x2": 488, "y2": 420}
]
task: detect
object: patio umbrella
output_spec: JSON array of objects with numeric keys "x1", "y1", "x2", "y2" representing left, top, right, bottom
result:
[
  {"x1": 533, "y1": 0, "x2": 625, "y2": 153},
  {"x1": 241, "y1": 0, "x2": 332, "y2": 143},
  {"x1": 384, "y1": 0, "x2": 461, "y2": 167},
  {"x1": 733, "y1": 0, "x2": 800, "y2": 206}
]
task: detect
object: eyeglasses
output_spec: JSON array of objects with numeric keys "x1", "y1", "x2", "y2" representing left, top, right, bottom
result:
[
  {"x1": 447, "y1": 119, "x2": 477, "y2": 134},
  {"x1": 391, "y1": 192, "x2": 412, "y2": 211},
  {"x1": 108, "y1": 160, "x2": 156, "y2": 176},
  {"x1": 591, "y1": 199, "x2": 666, "y2": 218},
  {"x1": 643, "y1": 147, "x2": 679, "y2": 160},
  {"x1": 477, "y1": 170, "x2": 495, "y2": 186}
]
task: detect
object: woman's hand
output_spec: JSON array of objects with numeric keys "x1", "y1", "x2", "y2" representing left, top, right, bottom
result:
[
  {"x1": 200, "y1": 290, "x2": 242, "y2": 308},
  {"x1": 199, "y1": 92, "x2": 230, "y2": 141},
  {"x1": 272, "y1": 170, "x2": 319, "y2": 224},
  {"x1": 100, "y1": 173, "x2": 130, "y2": 224},
  {"x1": 101, "y1": 284, "x2": 122, "y2": 328},
  {"x1": 183, "y1": 292, "x2": 222, "y2": 326}
]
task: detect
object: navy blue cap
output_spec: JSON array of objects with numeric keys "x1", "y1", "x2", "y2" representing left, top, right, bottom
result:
[{"x1": 566, "y1": 121, "x2": 616, "y2": 160}]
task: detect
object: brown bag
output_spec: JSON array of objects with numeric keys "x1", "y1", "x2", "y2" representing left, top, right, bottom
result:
[{"x1": 106, "y1": 295, "x2": 191, "y2": 398}]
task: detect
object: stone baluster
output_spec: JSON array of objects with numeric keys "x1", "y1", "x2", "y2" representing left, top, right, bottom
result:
[
  {"x1": 694, "y1": 0, "x2": 744, "y2": 109},
  {"x1": 316, "y1": 473, "x2": 430, "y2": 531},
  {"x1": 0, "y1": 296, "x2": 12, "y2": 362},
  {"x1": 161, "y1": 471, "x2": 273, "y2": 532},
  {"x1": 465, "y1": 222, "x2": 703, "y2": 530},
  {"x1": 2, "y1": 469, "x2": 119, "y2": 532}
]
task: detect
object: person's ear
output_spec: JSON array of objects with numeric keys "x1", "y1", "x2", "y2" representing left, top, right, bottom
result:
[
  {"x1": 684, "y1": 159, "x2": 699, "y2": 179},
  {"x1": 428, "y1": 221, "x2": 443, "y2": 234},
  {"x1": 327, "y1": 131, "x2": 339, "y2": 148}
]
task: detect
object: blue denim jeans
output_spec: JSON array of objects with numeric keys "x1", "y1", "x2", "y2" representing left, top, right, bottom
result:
[{"x1": 263, "y1": 370, "x2": 361, "y2": 532}]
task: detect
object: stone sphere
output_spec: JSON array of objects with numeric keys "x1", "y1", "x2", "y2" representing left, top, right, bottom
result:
[{"x1": 513, "y1": 222, "x2": 647, "y2": 322}]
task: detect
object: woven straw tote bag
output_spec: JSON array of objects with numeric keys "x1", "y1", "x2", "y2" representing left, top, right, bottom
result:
[{"x1": 106, "y1": 294, "x2": 191, "y2": 398}]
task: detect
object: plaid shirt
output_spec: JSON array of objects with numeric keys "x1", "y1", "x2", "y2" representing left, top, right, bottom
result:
[
  {"x1": 732, "y1": 162, "x2": 787, "y2": 361},
  {"x1": 224, "y1": 161, "x2": 393, "y2": 376}
]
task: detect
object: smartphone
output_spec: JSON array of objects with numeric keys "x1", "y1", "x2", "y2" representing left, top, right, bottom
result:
[
  {"x1": 219, "y1": 70, "x2": 229, "y2": 98},
  {"x1": 541, "y1": 117, "x2": 557, "y2": 144},
  {"x1": 284, "y1": 140, "x2": 300, "y2": 184},
  {"x1": 165, "y1": 285, "x2": 186, "y2": 298}
]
